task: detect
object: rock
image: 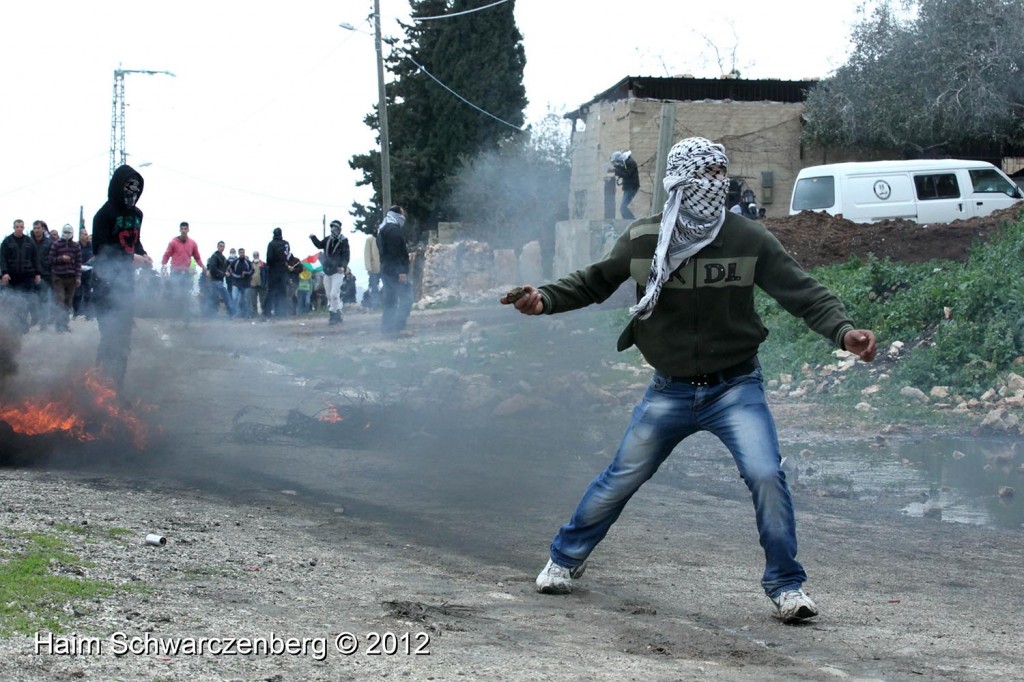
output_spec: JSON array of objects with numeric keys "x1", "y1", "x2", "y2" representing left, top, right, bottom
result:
[
  {"x1": 997, "y1": 486, "x2": 1015, "y2": 499},
  {"x1": 492, "y1": 394, "x2": 534, "y2": 417},
  {"x1": 1006, "y1": 372, "x2": 1024, "y2": 392},
  {"x1": 855, "y1": 402, "x2": 874, "y2": 412},
  {"x1": 980, "y1": 408, "x2": 1014, "y2": 431},
  {"x1": 900, "y1": 386, "x2": 929, "y2": 404},
  {"x1": 980, "y1": 388, "x2": 998, "y2": 402},
  {"x1": 861, "y1": 385, "x2": 882, "y2": 396},
  {"x1": 888, "y1": 341, "x2": 905, "y2": 356},
  {"x1": 779, "y1": 373, "x2": 793, "y2": 385},
  {"x1": 930, "y1": 386, "x2": 951, "y2": 399}
]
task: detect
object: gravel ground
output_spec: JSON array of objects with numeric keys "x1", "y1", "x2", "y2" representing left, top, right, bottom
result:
[{"x1": 0, "y1": 309, "x2": 1021, "y2": 681}]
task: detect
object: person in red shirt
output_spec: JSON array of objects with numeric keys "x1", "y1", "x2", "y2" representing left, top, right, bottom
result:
[{"x1": 161, "y1": 221, "x2": 206, "y2": 320}]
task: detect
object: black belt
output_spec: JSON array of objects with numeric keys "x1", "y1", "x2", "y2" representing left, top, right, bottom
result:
[{"x1": 659, "y1": 357, "x2": 760, "y2": 387}]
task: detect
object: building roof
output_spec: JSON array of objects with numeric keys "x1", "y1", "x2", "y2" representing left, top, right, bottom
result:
[{"x1": 564, "y1": 76, "x2": 820, "y2": 119}]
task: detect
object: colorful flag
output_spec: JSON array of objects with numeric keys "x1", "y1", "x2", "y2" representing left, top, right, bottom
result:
[{"x1": 301, "y1": 254, "x2": 322, "y2": 273}]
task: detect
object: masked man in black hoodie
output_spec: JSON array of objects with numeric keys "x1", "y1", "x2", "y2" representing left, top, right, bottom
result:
[{"x1": 92, "y1": 164, "x2": 152, "y2": 392}]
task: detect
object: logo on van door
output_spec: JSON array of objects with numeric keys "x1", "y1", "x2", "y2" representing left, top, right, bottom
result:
[{"x1": 873, "y1": 180, "x2": 892, "y2": 200}]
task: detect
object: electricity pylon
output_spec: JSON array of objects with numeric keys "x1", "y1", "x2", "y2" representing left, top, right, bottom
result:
[{"x1": 109, "y1": 66, "x2": 175, "y2": 177}]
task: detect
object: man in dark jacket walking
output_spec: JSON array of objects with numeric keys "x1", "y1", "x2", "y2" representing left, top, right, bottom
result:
[
  {"x1": 0, "y1": 219, "x2": 41, "y2": 333},
  {"x1": 227, "y1": 247, "x2": 254, "y2": 318},
  {"x1": 49, "y1": 224, "x2": 82, "y2": 332},
  {"x1": 377, "y1": 206, "x2": 412, "y2": 335},
  {"x1": 73, "y1": 227, "x2": 94, "y2": 320},
  {"x1": 264, "y1": 227, "x2": 291, "y2": 319},
  {"x1": 205, "y1": 241, "x2": 232, "y2": 317},
  {"x1": 505, "y1": 137, "x2": 878, "y2": 624},
  {"x1": 309, "y1": 219, "x2": 350, "y2": 325},
  {"x1": 30, "y1": 219, "x2": 52, "y2": 328},
  {"x1": 92, "y1": 164, "x2": 151, "y2": 392}
]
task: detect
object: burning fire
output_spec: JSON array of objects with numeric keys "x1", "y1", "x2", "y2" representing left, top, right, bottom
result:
[
  {"x1": 318, "y1": 403, "x2": 344, "y2": 423},
  {"x1": 0, "y1": 369, "x2": 150, "y2": 449}
]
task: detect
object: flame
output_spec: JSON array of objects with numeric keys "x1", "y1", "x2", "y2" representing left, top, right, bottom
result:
[
  {"x1": 0, "y1": 369, "x2": 150, "y2": 449},
  {"x1": 82, "y1": 371, "x2": 150, "y2": 449},
  {"x1": 318, "y1": 403, "x2": 344, "y2": 423},
  {"x1": 0, "y1": 398, "x2": 90, "y2": 439}
]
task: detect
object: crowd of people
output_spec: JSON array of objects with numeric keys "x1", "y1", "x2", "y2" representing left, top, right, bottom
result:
[
  {"x1": 0, "y1": 218, "x2": 93, "y2": 334},
  {"x1": 155, "y1": 222, "x2": 364, "y2": 322},
  {"x1": 1, "y1": 166, "x2": 411, "y2": 398},
  {"x1": 1, "y1": 216, "x2": 380, "y2": 333}
]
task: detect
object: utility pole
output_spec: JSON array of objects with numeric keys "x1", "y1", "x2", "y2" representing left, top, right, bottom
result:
[
  {"x1": 373, "y1": 0, "x2": 392, "y2": 212},
  {"x1": 110, "y1": 66, "x2": 175, "y2": 177}
]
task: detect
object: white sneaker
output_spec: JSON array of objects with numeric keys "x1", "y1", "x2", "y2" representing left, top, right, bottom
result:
[
  {"x1": 535, "y1": 559, "x2": 587, "y2": 594},
  {"x1": 771, "y1": 588, "x2": 819, "y2": 623}
]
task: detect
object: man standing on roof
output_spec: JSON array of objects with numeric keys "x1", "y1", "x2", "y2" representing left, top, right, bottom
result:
[{"x1": 610, "y1": 150, "x2": 640, "y2": 220}]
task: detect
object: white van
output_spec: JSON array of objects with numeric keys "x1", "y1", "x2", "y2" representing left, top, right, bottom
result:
[{"x1": 789, "y1": 159, "x2": 1023, "y2": 224}]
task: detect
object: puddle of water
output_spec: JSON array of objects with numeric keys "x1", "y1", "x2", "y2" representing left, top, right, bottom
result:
[
  {"x1": 790, "y1": 436, "x2": 1022, "y2": 530},
  {"x1": 655, "y1": 432, "x2": 1021, "y2": 531}
]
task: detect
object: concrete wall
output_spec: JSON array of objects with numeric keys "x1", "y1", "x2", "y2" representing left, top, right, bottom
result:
[
  {"x1": 568, "y1": 98, "x2": 812, "y2": 221},
  {"x1": 552, "y1": 218, "x2": 632, "y2": 278}
]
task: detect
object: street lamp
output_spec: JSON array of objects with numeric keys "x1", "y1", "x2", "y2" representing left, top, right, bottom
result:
[{"x1": 341, "y1": 0, "x2": 392, "y2": 213}]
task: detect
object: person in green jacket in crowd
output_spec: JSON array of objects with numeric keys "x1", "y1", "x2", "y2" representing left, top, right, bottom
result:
[{"x1": 503, "y1": 136, "x2": 878, "y2": 623}]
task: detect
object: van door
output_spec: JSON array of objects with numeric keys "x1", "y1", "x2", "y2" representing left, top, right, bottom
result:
[
  {"x1": 846, "y1": 173, "x2": 916, "y2": 222},
  {"x1": 966, "y1": 168, "x2": 1023, "y2": 217},
  {"x1": 912, "y1": 172, "x2": 969, "y2": 223}
]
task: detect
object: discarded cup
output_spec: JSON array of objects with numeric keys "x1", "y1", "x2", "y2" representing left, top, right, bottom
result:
[{"x1": 145, "y1": 534, "x2": 167, "y2": 546}]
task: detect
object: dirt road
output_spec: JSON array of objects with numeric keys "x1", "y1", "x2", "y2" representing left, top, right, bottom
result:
[{"x1": 0, "y1": 307, "x2": 1021, "y2": 681}]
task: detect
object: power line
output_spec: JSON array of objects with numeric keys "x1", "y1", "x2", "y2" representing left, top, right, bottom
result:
[
  {"x1": 411, "y1": 0, "x2": 511, "y2": 21},
  {"x1": 403, "y1": 54, "x2": 525, "y2": 131},
  {"x1": 341, "y1": 15, "x2": 526, "y2": 132}
]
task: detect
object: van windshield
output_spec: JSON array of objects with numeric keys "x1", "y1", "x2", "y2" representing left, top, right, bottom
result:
[
  {"x1": 969, "y1": 169, "x2": 1017, "y2": 195},
  {"x1": 792, "y1": 176, "x2": 835, "y2": 210}
]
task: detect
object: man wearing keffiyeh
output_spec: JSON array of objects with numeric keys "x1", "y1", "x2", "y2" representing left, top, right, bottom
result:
[{"x1": 502, "y1": 136, "x2": 878, "y2": 624}]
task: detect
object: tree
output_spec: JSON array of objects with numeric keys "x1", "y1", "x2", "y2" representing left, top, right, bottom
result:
[
  {"x1": 349, "y1": 0, "x2": 527, "y2": 236},
  {"x1": 802, "y1": 0, "x2": 1024, "y2": 155},
  {"x1": 448, "y1": 111, "x2": 570, "y2": 257}
]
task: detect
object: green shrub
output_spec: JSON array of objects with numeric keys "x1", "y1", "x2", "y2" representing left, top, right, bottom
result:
[{"x1": 758, "y1": 216, "x2": 1024, "y2": 398}]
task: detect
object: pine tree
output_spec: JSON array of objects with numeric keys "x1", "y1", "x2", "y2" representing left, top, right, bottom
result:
[{"x1": 349, "y1": 0, "x2": 527, "y2": 236}]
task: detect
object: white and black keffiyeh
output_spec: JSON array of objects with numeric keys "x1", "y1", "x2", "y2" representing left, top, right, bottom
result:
[
  {"x1": 381, "y1": 210, "x2": 406, "y2": 230},
  {"x1": 629, "y1": 137, "x2": 730, "y2": 320}
]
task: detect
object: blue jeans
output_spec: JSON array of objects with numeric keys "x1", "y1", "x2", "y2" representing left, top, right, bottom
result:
[
  {"x1": 549, "y1": 366, "x2": 806, "y2": 597},
  {"x1": 231, "y1": 287, "x2": 251, "y2": 317},
  {"x1": 620, "y1": 186, "x2": 638, "y2": 220},
  {"x1": 209, "y1": 280, "x2": 233, "y2": 316},
  {"x1": 380, "y1": 273, "x2": 412, "y2": 333}
]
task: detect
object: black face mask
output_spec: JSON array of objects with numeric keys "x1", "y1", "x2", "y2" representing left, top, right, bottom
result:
[{"x1": 123, "y1": 178, "x2": 141, "y2": 208}]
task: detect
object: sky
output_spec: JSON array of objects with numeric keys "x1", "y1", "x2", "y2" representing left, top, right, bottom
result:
[{"x1": 0, "y1": 0, "x2": 865, "y2": 283}]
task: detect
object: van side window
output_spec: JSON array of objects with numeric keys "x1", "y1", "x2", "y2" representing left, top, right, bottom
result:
[
  {"x1": 969, "y1": 169, "x2": 1015, "y2": 195},
  {"x1": 914, "y1": 173, "x2": 960, "y2": 200}
]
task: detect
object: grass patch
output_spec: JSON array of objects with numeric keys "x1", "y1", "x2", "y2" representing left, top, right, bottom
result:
[
  {"x1": 758, "y1": 215, "x2": 1024, "y2": 401},
  {"x1": 0, "y1": 532, "x2": 119, "y2": 636}
]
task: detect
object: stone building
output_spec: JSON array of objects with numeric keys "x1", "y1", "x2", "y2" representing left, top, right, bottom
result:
[{"x1": 554, "y1": 76, "x2": 824, "y2": 276}]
